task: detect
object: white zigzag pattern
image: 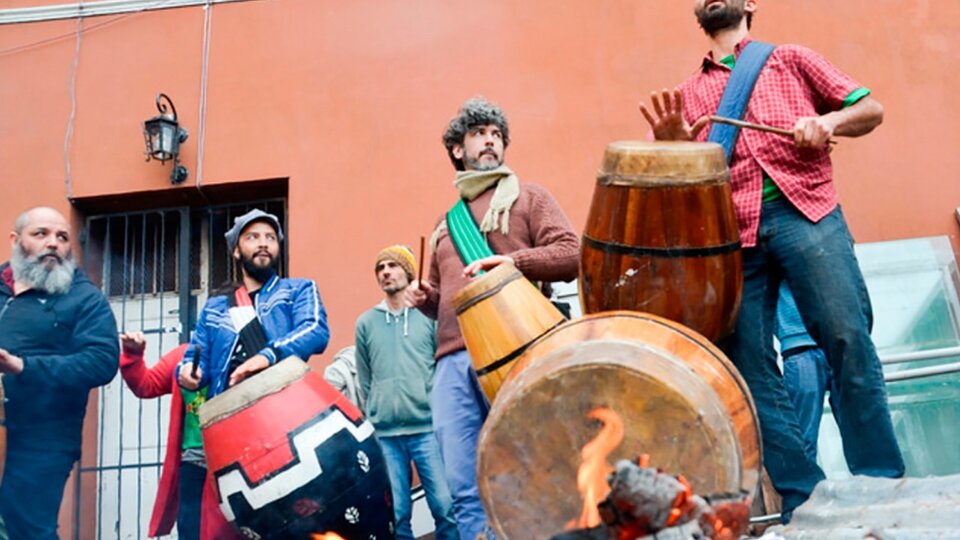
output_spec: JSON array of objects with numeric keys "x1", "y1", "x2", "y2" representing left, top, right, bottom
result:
[{"x1": 216, "y1": 409, "x2": 375, "y2": 522}]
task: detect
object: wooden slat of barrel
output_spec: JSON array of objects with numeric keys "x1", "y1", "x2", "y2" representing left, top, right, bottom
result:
[
  {"x1": 477, "y1": 312, "x2": 760, "y2": 540},
  {"x1": 580, "y1": 141, "x2": 742, "y2": 342}
]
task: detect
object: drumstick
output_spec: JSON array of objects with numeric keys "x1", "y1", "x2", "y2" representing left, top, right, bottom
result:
[
  {"x1": 709, "y1": 115, "x2": 837, "y2": 145},
  {"x1": 191, "y1": 344, "x2": 201, "y2": 379},
  {"x1": 417, "y1": 236, "x2": 426, "y2": 290}
]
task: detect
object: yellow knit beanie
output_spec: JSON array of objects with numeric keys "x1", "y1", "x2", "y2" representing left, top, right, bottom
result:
[{"x1": 375, "y1": 245, "x2": 416, "y2": 280}]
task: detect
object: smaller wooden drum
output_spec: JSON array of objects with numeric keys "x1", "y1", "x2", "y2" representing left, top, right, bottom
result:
[
  {"x1": 199, "y1": 358, "x2": 394, "y2": 539},
  {"x1": 452, "y1": 263, "x2": 566, "y2": 403}
]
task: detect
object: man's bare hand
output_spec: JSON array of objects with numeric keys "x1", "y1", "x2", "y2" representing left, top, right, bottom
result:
[
  {"x1": 179, "y1": 364, "x2": 202, "y2": 390},
  {"x1": 404, "y1": 280, "x2": 434, "y2": 308},
  {"x1": 229, "y1": 354, "x2": 270, "y2": 387},
  {"x1": 639, "y1": 88, "x2": 710, "y2": 142},
  {"x1": 0, "y1": 348, "x2": 24, "y2": 375},
  {"x1": 462, "y1": 255, "x2": 514, "y2": 278},
  {"x1": 793, "y1": 115, "x2": 837, "y2": 149},
  {"x1": 120, "y1": 331, "x2": 146, "y2": 355}
]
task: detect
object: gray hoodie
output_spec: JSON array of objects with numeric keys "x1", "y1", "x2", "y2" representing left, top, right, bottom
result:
[{"x1": 355, "y1": 301, "x2": 437, "y2": 437}]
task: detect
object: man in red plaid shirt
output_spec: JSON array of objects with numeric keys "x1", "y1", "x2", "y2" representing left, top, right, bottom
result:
[{"x1": 641, "y1": 0, "x2": 904, "y2": 519}]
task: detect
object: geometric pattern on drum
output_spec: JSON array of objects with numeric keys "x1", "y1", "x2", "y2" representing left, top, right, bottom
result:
[{"x1": 215, "y1": 405, "x2": 374, "y2": 522}]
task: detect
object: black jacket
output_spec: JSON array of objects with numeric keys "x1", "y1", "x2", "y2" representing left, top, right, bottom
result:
[{"x1": 0, "y1": 262, "x2": 119, "y2": 452}]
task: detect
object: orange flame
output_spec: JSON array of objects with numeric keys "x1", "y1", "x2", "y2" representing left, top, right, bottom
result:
[
  {"x1": 566, "y1": 406, "x2": 625, "y2": 530},
  {"x1": 311, "y1": 534, "x2": 346, "y2": 540}
]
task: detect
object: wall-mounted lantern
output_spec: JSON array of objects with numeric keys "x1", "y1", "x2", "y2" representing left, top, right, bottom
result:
[{"x1": 143, "y1": 93, "x2": 189, "y2": 184}]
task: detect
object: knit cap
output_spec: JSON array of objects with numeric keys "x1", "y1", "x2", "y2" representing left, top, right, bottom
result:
[{"x1": 375, "y1": 245, "x2": 416, "y2": 280}]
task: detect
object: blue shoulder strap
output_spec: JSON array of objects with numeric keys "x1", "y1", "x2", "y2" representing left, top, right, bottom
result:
[{"x1": 707, "y1": 41, "x2": 776, "y2": 163}]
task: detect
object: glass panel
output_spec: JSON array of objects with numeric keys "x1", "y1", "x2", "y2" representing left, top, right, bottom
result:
[{"x1": 818, "y1": 236, "x2": 960, "y2": 479}]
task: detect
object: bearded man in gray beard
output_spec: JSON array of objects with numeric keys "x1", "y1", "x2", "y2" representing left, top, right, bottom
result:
[{"x1": 0, "y1": 206, "x2": 118, "y2": 540}]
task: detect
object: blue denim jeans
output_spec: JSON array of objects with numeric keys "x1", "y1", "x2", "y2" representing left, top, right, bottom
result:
[
  {"x1": 378, "y1": 433, "x2": 459, "y2": 540},
  {"x1": 0, "y1": 447, "x2": 78, "y2": 540},
  {"x1": 433, "y1": 349, "x2": 492, "y2": 540},
  {"x1": 177, "y1": 461, "x2": 206, "y2": 540},
  {"x1": 782, "y1": 347, "x2": 838, "y2": 463},
  {"x1": 720, "y1": 200, "x2": 904, "y2": 515}
]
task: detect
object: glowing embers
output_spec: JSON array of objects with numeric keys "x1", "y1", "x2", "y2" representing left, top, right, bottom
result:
[
  {"x1": 310, "y1": 534, "x2": 346, "y2": 540},
  {"x1": 557, "y1": 408, "x2": 750, "y2": 540}
]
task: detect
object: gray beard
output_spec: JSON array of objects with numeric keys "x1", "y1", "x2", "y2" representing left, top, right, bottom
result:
[{"x1": 10, "y1": 243, "x2": 76, "y2": 295}]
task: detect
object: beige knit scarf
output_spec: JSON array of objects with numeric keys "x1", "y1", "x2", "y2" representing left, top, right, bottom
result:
[{"x1": 430, "y1": 165, "x2": 520, "y2": 251}]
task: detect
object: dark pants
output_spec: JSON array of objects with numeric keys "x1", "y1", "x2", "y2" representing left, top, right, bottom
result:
[
  {"x1": 177, "y1": 461, "x2": 207, "y2": 540},
  {"x1": 720, "y1": 200, "x2": 904, "y2": 516},
  {"x1": 0, "y1": 447, "x2": 78, "y2": 540}
]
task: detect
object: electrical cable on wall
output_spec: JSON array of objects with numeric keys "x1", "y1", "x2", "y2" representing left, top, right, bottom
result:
[
  {"x1": 196, "y1": 0, "x2": 213, "y2": 187},
  {"x1": 62, "y1": 1, "x2": 83, "y2": 200}
]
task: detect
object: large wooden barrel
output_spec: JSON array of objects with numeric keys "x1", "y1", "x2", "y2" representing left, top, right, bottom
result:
[
  {"x1": 453, "y1": 262, "x2": 565, "y2": 402},
  {"x1": 477, "y1": 312, "x2": 760, "y2": 540},
  {"x1": 580, "y1": 141, "x2": 743, "y2": 342},
  {"x1": 199, "y1": 358, "x2": 394, "y2": 540}
]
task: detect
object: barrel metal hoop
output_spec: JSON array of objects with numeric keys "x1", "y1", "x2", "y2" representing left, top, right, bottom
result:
[
  {"x1": 453, "y1": 269, "x2": 524, "y2": 316},
  {"x1": 475, "y1": 320, "x2": 565, "y2": 377},
  {"x1": 597, "y1": 171, "x2": 731, "y2": 187},
  {"x1": 582, "y1": 234, "x2": 741, "y2": 258}
]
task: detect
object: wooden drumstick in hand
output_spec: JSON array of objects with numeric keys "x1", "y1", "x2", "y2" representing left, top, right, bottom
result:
[{"x1": 417, "y1": 236, "x2": 426, "y2": 290}]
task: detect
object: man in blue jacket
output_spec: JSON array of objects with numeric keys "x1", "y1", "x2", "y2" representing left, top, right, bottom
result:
[
  {"x1": 356, "y1": 245, "x2": 457, "y2": 540},
  {"x1": 0, "y1": 206, "x2": 119, "y2": 540},
  {"x1": 178, "y1": 209, "x2": 330, "y2": 397}
]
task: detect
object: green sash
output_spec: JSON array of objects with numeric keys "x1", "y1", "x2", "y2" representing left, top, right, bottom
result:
[{"x1": 446, "y1": 199, "x2": 494, "y2": 273}]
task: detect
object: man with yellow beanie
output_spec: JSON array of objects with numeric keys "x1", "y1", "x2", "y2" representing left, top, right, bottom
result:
[{"x1": 355, "y1": 245, "x2": 458, "y2": 540}]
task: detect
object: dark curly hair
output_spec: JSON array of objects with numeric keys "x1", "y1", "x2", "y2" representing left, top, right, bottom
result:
[{"x1": 442, "y1": 97, "x2": 511, "y2": 171}]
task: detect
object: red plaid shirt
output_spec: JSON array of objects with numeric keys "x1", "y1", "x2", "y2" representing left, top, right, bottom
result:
[{"x1": 680, "y1": 37, "x2": 864, "y2": 247}]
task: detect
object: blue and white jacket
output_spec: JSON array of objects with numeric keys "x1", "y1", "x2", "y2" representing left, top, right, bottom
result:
[{"x1": 181, "y1": 274, "x2": 330, "y2": 397}]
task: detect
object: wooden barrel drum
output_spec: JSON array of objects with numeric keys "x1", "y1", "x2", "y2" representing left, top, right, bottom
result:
[
  {"x1": 477, "y1": 312, "x2": 761, "y2": 540},
  {"x1": 452, "y1": 262, "x2": 566, "y2": 402},
  {"x1": 580, "y1": 141, "x2": 743, "y2": 342},
  {"x1": 199, "y1": 358, "x2": 394, "y2": 539}
]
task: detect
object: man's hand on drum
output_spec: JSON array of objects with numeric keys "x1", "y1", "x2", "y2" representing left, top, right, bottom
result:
[
  {"x1": 404, "y1": 279, "x2": 434, "y2": 308},
  {"x1": 463, "y1": 255, "x2": 514, "y2": 278},
  {"x1": 639, "y1": 88, "x2": 710, "y2": 141},
  {"x1": 229, "y1": 354, "x2": 270, "y2": 387},
  {"x1": 0, "y1": 348, "x2": 24, "y2": 375},
  {"x1": 793, "y1": 115, "x2": 836, "y2": 149},
  {"x1": 120, "y1": 331, "x2": 147, "y2": 356}
]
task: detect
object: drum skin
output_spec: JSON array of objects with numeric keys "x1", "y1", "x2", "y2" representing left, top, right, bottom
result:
[
  {"x1": 199, "y1": 358, "x2": 395, "y2": 539},
  {"x1": 580, "y1": 141, "x2": 742, "y2": 342},
  {"x1": 477, "y1": 312, "x2": 761, "y2": 540}
]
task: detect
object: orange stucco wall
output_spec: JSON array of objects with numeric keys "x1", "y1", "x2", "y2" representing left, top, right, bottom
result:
[
  {"x1": 3, "y1": 1, "x2": 959, "y2": 358},
  {"x1": 1, "y1": 1, "x2": 959, "y2": 534}
]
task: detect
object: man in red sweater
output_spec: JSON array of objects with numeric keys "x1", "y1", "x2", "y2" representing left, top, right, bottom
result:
[{"x1": 406, "y1": 97, "x2": 579, "y2": 539}]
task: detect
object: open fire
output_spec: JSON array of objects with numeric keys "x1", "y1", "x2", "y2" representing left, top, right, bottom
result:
[
  {"x1": 310, "y1": 533, "x2": 346, "y2": 540},
  {"x1": 556, "y1": 408, "x2": 750, "y2": 540},
  {"x1": 567, "y1": 406, "x2": 625, "y2": 530}
]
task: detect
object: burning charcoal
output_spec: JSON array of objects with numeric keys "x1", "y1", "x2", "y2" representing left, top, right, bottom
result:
[{"x1": 599, "y1": 459, "x2": 706, "y2": 531}]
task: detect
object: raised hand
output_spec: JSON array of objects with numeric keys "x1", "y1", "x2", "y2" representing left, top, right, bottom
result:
[
  {"x1": 639, "y1": 88, "x2": 710, "y2": 141},
  {"x1": 119, "y1": 331, "x2": 147, "y2": 356}
]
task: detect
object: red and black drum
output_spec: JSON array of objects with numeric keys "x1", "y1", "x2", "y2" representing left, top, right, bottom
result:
[{"x1": 199, "y1": 358, "x2": 394, "y2": 539}]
